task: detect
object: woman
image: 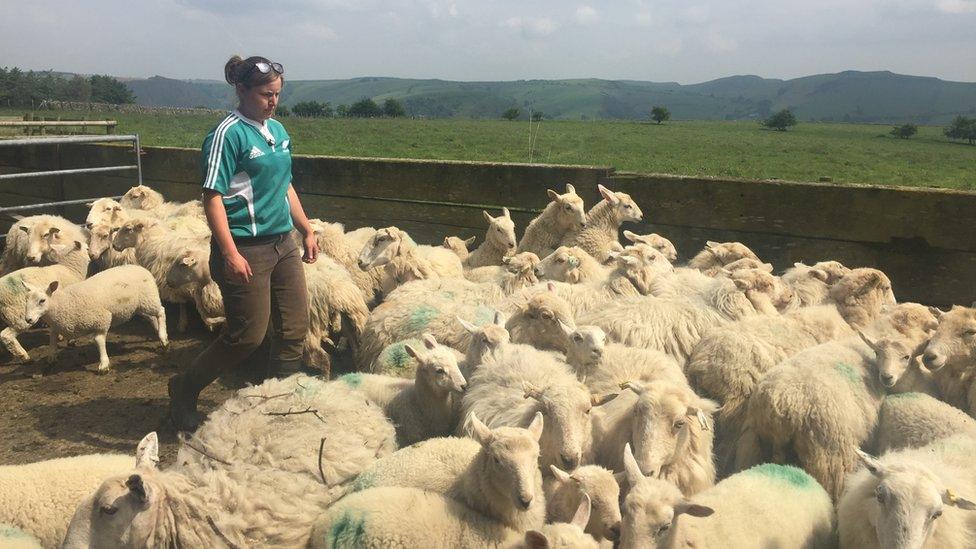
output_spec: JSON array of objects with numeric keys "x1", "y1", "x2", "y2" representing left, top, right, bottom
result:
[{"x1": 168, "y1": 55, "x2": 319, "y2": 432}]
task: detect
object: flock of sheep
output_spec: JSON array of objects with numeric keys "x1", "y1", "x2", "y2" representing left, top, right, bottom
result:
[{"x1": 1, "y1": 182, "x2": 975, "y2": 548}]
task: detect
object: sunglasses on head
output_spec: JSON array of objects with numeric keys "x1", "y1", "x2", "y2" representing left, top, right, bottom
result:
[{"x1": 243, "y1": 61, "x2": 284, "y2": 80}]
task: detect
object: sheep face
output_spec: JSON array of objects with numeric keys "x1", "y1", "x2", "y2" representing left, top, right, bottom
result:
[
  {"x1": 688, "y1": 241, "x2": 760, "y2": 273},
  {"x1": 550, "y1": 465, "x2": 622, "y2": 541},
  {"x1": 357, "y1": 227, "x2": 402, "y2": 270},
  {"x1": 459, "y1": 313, "x2": 510, "y2": 363},
  {"x1": 166, "y1": 249, "x2": 209, "y2": 288},
  {"x1": 536, "y1": 247, "x2": 584, "y2": 282},
  {"x1": 484, "y1": 208, "x2": 517, "y2": 252},
  {"x1": 112, "y1": 219, "x2": 156, "y2": 252},
  {"x1": 730, "y1": 268, "x2": 780, "y2": 315},
  {"x1": 855, "y1": 450, "x2": 976, "y2": 549},
  {"x1": 597, "y1": 185, "x2": 643, "y2": 224},
  {"x1": 46, "y1": 239, "x2": 88, "y2": 265},
  {"x1": 119, "y1": 184, "x2": 160, "y2": 210},
  {"x1": 922, "y1": 306, "x2": 976, "y2": 371},
  {"x1": 858, "y1": 331, "x2": 918, "y2": 389},
  {"x1": 85, "y1": 198, "x2": 126, "y2": 226},
  {"x1": 470, "y1": 413, "x2": 544, "y2": 512},
  {"x1": 406, "y1": 334, "x2": 467, "y2": 395},
  {"x1": 503, "y1": 252, "x2": 541, "y2": 279},
  {"x1": 524, "y1": 383, "x2": 593, "y2": 471},
  {"x1": 546, "y1": 183, "x2": 587, "y2": 230},
  {"x1": 562, "y1": 324, "x2": 607, "y2": 370},
  {"x1": 442, "y1": 235, "x2": 475, "y2": 259},
  {"x1": 87, "y1": 223, "x2": 119, "y2": 260},
  {"x1": 780, "y1": 262, "x2": 831, "y2": 308},
  {"x1": 623, "y1": 231, "x2": 677, "y2": 263},
  {"x1": 830, "y1": 268, "x2": 895, "y2": 328},
  {"x1": 507, "y1": 290, "x2": 575, "y2": 351},
  {"x1": 23, "y1": 222, "x2": 65, "y2": 265},
  {"x1": 21, "y1": 279, "x2": 58, "y2": 326},
  {"x1": 812, "y1": 260, "x2": 851, "y2": 284}
]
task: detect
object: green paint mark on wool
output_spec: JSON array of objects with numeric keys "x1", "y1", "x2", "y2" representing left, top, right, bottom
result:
[
  {"x1": 472, "y1": 305, "x2": 497, "y2": 327},
  {"x1": 746, "y1": 464, "x2": 817, "y2": 489},
  {"x1": 0, "y1": 524, "x2": 39, "y2": 546},
  {"x1": 405, "y1": 304, "x2": 439, "y2": 332},
  {"x1": 834, "y1": 362, "x2": 860, "y2": 383},
  {"x1": 327, "y1": 510, "x2": 368, "y2": 549},
  {"x1": 439, "y1": 290, "x2": 456, "y2": 300},
  {"x1": 294, "y1": 375, "x2": 326, "y2": 398},
  {"x1": 2, "y1": 273, "x2": 22, "y2": 291},
  {"x1": 350, "y1": 471, "x2": 375, "y2": 492},
  {"x1": 887, "y1": 392, "x2": 922, "y2": 400},
  {"x1": 379, "y1": 339, "x2": 422, "y2": 373},
  {"x1": 340, "y1": 373, "x2": 363, "y2": 388}
]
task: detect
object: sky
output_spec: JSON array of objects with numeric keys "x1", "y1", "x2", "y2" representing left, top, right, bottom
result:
[{"x1": 3, "y1": 0, "x2": 975, "y2": 84}]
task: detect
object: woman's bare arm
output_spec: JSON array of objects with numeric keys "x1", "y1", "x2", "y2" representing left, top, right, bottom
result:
[{"x1": 203, "y1": 190, "x2": 252, "y2": 282}]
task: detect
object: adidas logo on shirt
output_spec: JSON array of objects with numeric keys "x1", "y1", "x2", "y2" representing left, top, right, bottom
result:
[{"x1": 249, "y1": 146, "x2": 264, "y2": 159}]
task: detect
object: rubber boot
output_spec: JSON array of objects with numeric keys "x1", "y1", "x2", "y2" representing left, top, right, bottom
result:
[{"x1": 167, "y1": 374, "x2": 205, "y2": 433}]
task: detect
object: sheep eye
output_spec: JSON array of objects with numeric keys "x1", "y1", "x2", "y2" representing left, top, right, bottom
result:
[
  {"x1": 556, "y1": 258, "x2": 565, "y2": 263},
  {"x1": 965, "y1": 330, "x2": 976, "y2": 337},
  {"x1": 657, "y1": 524, "x2": 670, "y2": 534},
  {"x1": 673, "y1": 420, "x2": 686, "y2": 431},
  {"x1": 902, "y1": 355, "x2": 910, "y2": 360},
  {"x1": 875, "y1": 487, "x2": 886, "y2": 504},
  {"x1": 624, "y1": 204, "x2": 632, "y2": 209},
  {"x1": 436, "y1": 369, "x2": 446, "y2": 376},
  {"x1": 100, "y1": 504, "x2": 118, "y2": 515},
  {"x1": 572, "y1": 334, "x2": 582, "y2": 342},
  {"x1": 931, "y1": 510, "x2": 943, "y2": 520}
]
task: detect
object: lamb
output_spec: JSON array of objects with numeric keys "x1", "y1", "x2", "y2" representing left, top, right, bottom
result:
[
  {"x1": 459, "y1": 343, "x2": 603, "y2": 471},
  {"x1": 830, "y1": 267, "x2": 897, "y2": 328},
  {"x1": 875, "y1": 392, "x2": 976, "y2": 453},
  {"x1": 443, "y1": 235, "x2": 476, "y2": 260},
  {"x1": 464, "y1": 251, "x2": 541, "y2": 293},
  {"x1": 516, "y1": 183, "x2": 588, "y2": 258},
  {"x1": 779, "y1": 261, "x2": 851, "y2": 309},
  {"x1": 742, "y1": 312, "x2": 938, "y2": 499},
  {"x1": 560, "y1": 323, "x2": 687, "y2": 395},
  {"x1": 838, "y1": 437, "x2": 976, "y2": 549},
  {"x1": 119, "y1": 184, "x2": 204, "y2": 219},
  {"x1": 922, "y1": 305, "x2": 976, "y2": 416},
  {"x1": 686, "y1": 240, "x2": 761, "y2": 275},
  {"x1": 505, "y1": 286, "x2": 578, "y2": 352},
  {"x1": 309, "y1": 219, "x2": 382, "y2": 306},
  {"x1": 0, "y1": 451, "x2": 134, "y2": 548},
  {"x1": 457, "y1": 313, "x2": 512, "y2": 378},
  {"x1": 561, "y1": 184, "x2": 644, "y2": 263},
  {"x1": 339, "y1": 334, "x2": 467, "y2": 446},
  {"x1": 164, "y1": 245, "x2": 226, "y2": 332},
  {"x1": 0, "y1": 240, "x2": 90, "y2": 361},
  {"x1": 85, "y1": 197, "x2": 127, "y2": 226},
  {"x1": 357, "y1": 226, "x2": 463, "y2": 296},
  {"x1": 302, "y1": 254, "x2": 372, "y2": 376},
  {"x1": 351, "y1": 413, "x2": 546, "y2": 531},
  {"x1": 623, "y1": 230, "x2": 677, "y2": 263},
  {"x1": 464, "y1": 208, "x2": 517, "y2": 268},
  {"x1": 22, "y1": 264, "x2": 168, "y2": 372},
  {"x1": 0, "y1": 214, "x2": 87, "y2": 274},
  {"x1": 589, "y1": 381, "x2": 717, "y2": 496},
  {"x1": 86, "y1": 220, "x2": 135, "y2": 270},
  {"x1": 545, "y1": 464, "x2": 622, "y2": 542},
  {"x1": 642, "y1": 462, "x2": 835, "y2": 549},
  {"x1": 310, "y1": 485, "x2": 598, "y2": 548},
  {"x1": 535, "y1": 246, "x2": 609, "y2": 284}
]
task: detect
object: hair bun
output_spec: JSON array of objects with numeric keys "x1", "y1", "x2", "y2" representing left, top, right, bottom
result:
[{"x1": 224, "y1": 55, "x2": 245, "y2": 85}]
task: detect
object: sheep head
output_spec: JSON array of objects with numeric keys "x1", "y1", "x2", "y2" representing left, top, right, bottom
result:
[
  {"x1": 484, "y1": 207, "x2": 517, "y2": 253},
  {"x1": 506, "y1": 289, "x2": 575, "y2": 351},
  {"x1": 442, "y1": 235, "x2": 476, "y2": 259},
  {"x1": 119, "y1": 184, "x2": 161, "y2": 210},
  {"x1": 405, "y1": 333, "x2": 467, "y2": 395},
  {"x1": 560, "y1": 322, "x2": 607, "y2": 370},
  {"x1": 503, "y1": 252, "x2": 541, "y2": 282},
  {"x1": 522, "y1": 381, "x2": 594, "y2": 471},
  {"x1": 546, "y1": 183, "x2": 587, "y2": 229},
  {"x1": 357, "y1": 226, "x2": 405, "y2": 270},
  {"x1": 469, "y1": 412, "x2": 543, "y2": 513},
  {"x1": 536, "y1": 246, "x2": 586, "y2": 283},
  {"x1": 830, "y1": 268, "x2": 895, "y2": 329},
  {"x1": 457, "y1": 313, "x2": 510, "y2": 363},
  {"x1": 623, "y1": 231, "x2": 677, "y2": 263},
  {"x1": 922, "y1": 305, "x2": 976, "y2": 371},
  {"x1": 21, "y1": 279, "x2": 59, "y2": 326},
  {"x1": 730, "y1": 268, "x2": 780, "y2": 315},
  {"x1": 87, "y1": 222, "x2": 121, "y2": 260},
  {"x1": 688, "y1": 241, "x2": 760, "y2": 273},
  {"x1": 597, "y1": 184, "x2": 643, "y2": 224},
  {"x1": 112, "y1": 218, "x2": 157, "y2": 252},
  {"x1": 549, "y1": 465, "x2": 622, "y2": 541},
  {"x1": 857, "y1": 330, "x2": 918, "y2": 389}
]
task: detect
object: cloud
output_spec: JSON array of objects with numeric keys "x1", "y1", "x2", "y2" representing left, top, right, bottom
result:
[
  {"x1": 635, "y1": 11, "x2": 653, "y2": 26},
  {"x1": 935, "y1": 0, "x2": 976, "y2": 12},
  {"x1": 504, "y1": 16, "x2": 560, "y2": 38},
  {"x1": 295, "y1": 22, "x2": 338, "y2": 41},
  {"x1": 575, "y1": 5, "x2": 599, "y2": 24},
  {"x1": 705, "y1": 32, "x2": 737, "y2": 53}
]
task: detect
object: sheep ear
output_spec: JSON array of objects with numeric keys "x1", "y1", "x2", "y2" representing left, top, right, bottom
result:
[
  {"x1": 856, "y1": 329, "x2": 881, "y2": 353},
  {"x1": 557, "y1": 319, "x2": 574, "y2": 336},
  {"x1": 73, "y1": 241, "x2": 83, "y2": 251},
  {"x1": 705, "y1": 241, "x2": 719, "y2": 249},
  {"x1": 457, "y1": 316, "x2": 479, "y2": 334},
  {"x1": 571, "y1": 493, "x2": 592, "y2": 528},
  {"x1": 181, "y1": 255, "x2": 194, "y2": 266},
  {"x1": 404, "y1": 344, "x2": 421, "y2": 359},
  {"x1": 943, "y1": 490, "x2": 976, "y2": 510},
  {"x1": 565, "y1": 183, "x2": 576, "y2": 194},
  {"x1": 47, "y1": 227, "x2": 61, "y2": 235},
  {"x1": 855, "y1": 449, "x2": 885, "y2": 477},
  {"x1": 686, "y1": 406, "x2": 711, "y2": 431},
  {"x1": 126, "y1": 474, "x2": 148, "y2": 502},
  {"x1": 928, "y1": 306, "x2": 946, "y2": 321},
  {"x1": 733, "y1": 278, "x2": 751, "y2": 291},
  {"x1": 597, "y1": 184, "x2": 618, "y2": 204},
  {"x1": 422, "y1": 333, "x2": 438, "y2": 350},
  {"x1": 464, "y1": 236, "x2": 476, "y2": 246},
  {"x1": 526, "y1": 411, "x2": 544, "y2": 441},
  {"x1": 620, "y1": 255, "x2": 639, "y2": 267},
  {"x1": 135, "y1": 432, "x2": 159, "y2": 470},
  {"x1": 623, "y1": 230, "x2": 638, "y2": 243},
  {"x1": 524, "y1": 531, "x2": 549, "y2": 549},
  {"x1": 469, "y1": 413, "x2": 494, "y2": 446},
  {"x1": 502, "y1": 207, "x2": 511, "y2": 219},
  {"x1": 493, "y1": 311, "x2": 504, "y2": 326},
  {"x1": 546, "y1": 281, "x2": 556, "y2": 293},
  {"x1": 483, "y1": 210, "x2": 494, "y2": 224},
  {"x1": 523, "y1": 382, "x2": 543, "y2": 401},
  {"x1": 85, "y1": 201, "x2": 95, "y2": 207},
  {"x1": 442, "y1": 236, "x2": 451, "y2": 246},
  {"x1": 18, "y1": 225, "x2": 29, "y2": 234},
  {"x1": 549, "y1": 464, "x2": 572, "y2": 483},
  {"x1": 547, "y1": 189, "x2": 559, "y2": 200},
  {"x1": 501, "y1": 256, "x2": 512, "y2": 265},
  {"x1": 810, "y1": 269, "x2": 829, "y2": 282},
  {"x1": 674, "y1": 501, "x2": 715, "y2": 518},
  {"x1": 46, "y1": 280, "x2": 59, "y2": 296},
  {"x1": 592, "y1": 393, "x2": 619, "y2": 406},
  {"x1": 623, "y1": 443, "x2": 644, "y2": 484}
]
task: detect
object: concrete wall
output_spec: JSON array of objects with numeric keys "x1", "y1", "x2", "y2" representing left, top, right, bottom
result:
[{"x1": 0, "y1": 143, "x2": 972, "y2": 306}]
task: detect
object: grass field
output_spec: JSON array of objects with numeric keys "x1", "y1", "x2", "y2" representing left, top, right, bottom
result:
[{"x1": 3, "y1": 110, "x2": 974, "y2": 190}]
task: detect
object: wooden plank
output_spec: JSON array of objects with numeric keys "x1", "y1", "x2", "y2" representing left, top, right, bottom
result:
[{"x1": 0, "y1": 120, "x2": 116, "y2": 127}]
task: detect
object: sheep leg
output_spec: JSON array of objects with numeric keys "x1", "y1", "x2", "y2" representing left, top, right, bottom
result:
[
  {"x1": 203, "y1": 316, "x2": 226, "y2": 332},
  {"x1": 0, "y1": 327, "x2": 30, "y2": 362},
  {"x1": 45, "y1": 329, "x2": 60, "y2": 365},
  {"x1": 93, "y1": 332, "x2": 111, "y2": 373},
  {"x1": 155, "y1": 306, "x2": 169, "y2": 348},
  {"x1": 176, "y1": 302, "x2": 188, "y2": 333}
]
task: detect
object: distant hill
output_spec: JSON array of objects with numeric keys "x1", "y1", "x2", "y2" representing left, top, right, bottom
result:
[{"x1": 121, "y1": 71, "x2": 976, "y2": 124}]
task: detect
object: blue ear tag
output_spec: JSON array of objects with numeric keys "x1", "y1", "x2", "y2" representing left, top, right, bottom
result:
[{"x1": 568, "y1": 256, "x2": 580, "y2": 268}]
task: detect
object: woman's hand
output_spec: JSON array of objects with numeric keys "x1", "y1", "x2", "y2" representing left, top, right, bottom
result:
[
  {"x1": 302, "y1": 232, "x2": 319, "y2": 263},
  {"x1": 224, "y1": 250, "x2": 253, "y2": 283}
]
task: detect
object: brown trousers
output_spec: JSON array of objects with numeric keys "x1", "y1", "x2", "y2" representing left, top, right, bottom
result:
[{"x1": 183, "y1": 232, "x2": 309, "y2": 393}]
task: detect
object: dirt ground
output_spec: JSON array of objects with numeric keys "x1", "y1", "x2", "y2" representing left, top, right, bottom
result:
[{"x1": 0, "y1": 314, "x2": 248, "y2": 467}]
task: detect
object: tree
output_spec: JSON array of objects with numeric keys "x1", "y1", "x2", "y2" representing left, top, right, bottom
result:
[
  {"x1": 65, "y1": 75, "x2": 92, "y2": 102},
  {"x1": 944, "y1": 115, "x2": 976, "y2": 145},
  {"x1": 502, "y1": 107, "x2": 520, "y2": 121},
  {"x1": 890, "y1": 123, "x2": 917, "y2": 139},
  {"x1": 336, "y1": 104, "x2": 349, "y2": 118},
  {"x1": 650, "y1": 105, "x2": 671, "y2": 124},
  {"x1": 348, "y1": 98, "x2": 382, "y2": 118},
  {"x1": 88, "y1": 74, "x2": 135, "y2": 104},
  {"x1": 762, "y1": 108, "x2": 798, "y2": 131},
  {"x1": 383, "y1": 98, "x2": 405, "y2": 118},
  {"x1": 292, "y1": 100, "x2": 325, "y2": 118},
  {"x1": 275, "y1": 104, "x2": 291, "y2": 117},
  {"x1": 531, "y1": 111, "x2": 544, "y2": 122}
]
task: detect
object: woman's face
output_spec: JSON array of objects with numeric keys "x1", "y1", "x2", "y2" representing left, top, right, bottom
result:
[{"x1": 238, "y1": 77, "x2": 282, "y2": 121}]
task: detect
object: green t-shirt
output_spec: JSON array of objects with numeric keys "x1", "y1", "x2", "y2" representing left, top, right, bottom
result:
[{"x1": 201, "y1": 110, "x2": 294, "y2": 238}]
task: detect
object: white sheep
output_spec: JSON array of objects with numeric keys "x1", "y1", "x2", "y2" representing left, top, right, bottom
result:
[
  {"x1": 838, "y1": 437, "x2": 976, "y2": 549},
  {"x1": 560, "y1": 184, "x2": 644, "y2": 263},
  {"x1": 464, "y1": 251, "x2": 541, "y2": 293},
  {"x1": 302, "y1": 254, "x2": 372, "y2": 377},
  {"x1": 922, "y1": 305, "x2": 976, "y2": 416},
  {"x1": 84, "y1": 197, "x2": 127, "y2": 227},
  {"x1": 443, "y1": 234, "x2": 476, "y2": 260},
  {"x1": 0, "y1": 214, "x2": 87, "y2": 275},
  {"x1": 0, "y1": 240, "x2": 90, "y2": 361},
  {"x1": 589, "y1": 381, "x2": 717, "y2": 496},
  {"x1": 163, "y1": 245, "x2": 225, "y2": 332},
  {"x1": 623, "y1": 230, "x2": 677, "y2": 263},
  {"x1": 457, "y1": 313, "x2": 512, "y2": 379},
  {"x1": 875, "y1": 392, "x2": 976, "y2": 453},
  {"x1": 459, "y1": 343, "x2": 602, "y2": 472},
  {"x1": 517, "y1": 183, "x2": 588, "y2": 259},
  {"x1": 119, "y1": 184, "x2": 204, "y2": 219},
  {"x1": 309, "y1": 218, "x2": 382, "y2": 306},
  {"x1": 830, "y1": 267, "x2": 898, "y2": 329},
  {"x1": 22, "y1": 264, "x2": 168, "y2": 372},
  {"x1": 742, "y1": 309, "x2": 938, "y2": 499},
  {"x1": 778, "y1": 261, "x2": 850, "y2": 309},
  {"x1": 465, "y1": 208, "x2": 517, "y2": 268},
  {"x1": 350, "y1": 413, "x2": 546, "y2": 531},
  {"x1": 560, "y1": 322, "x2": 687, "y2": 395},
  {"x1": 545, "y1": 464, "x2": 622, "y2": 542},
  {"x1": 686, "y1": 240, "x2": 761, "y2": 275},
  {"x1": 357, "y1": 226, "x2": 463, "y2": 296},
  {"x1": 0, "y1": 451, "x2": 134, "y2": 548},
  {"x1": 504, "y1": 287, "x2": 578, "y2": 353},
  {"x1": 535, "y1": 246, "x2": 609, "y2": 284},
  {"x1": 338, "y1": 334, "x2": 467, "y2": 446},
  {"x1": 86, "y1": 220, "x2": 135, "y2": 270}
]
